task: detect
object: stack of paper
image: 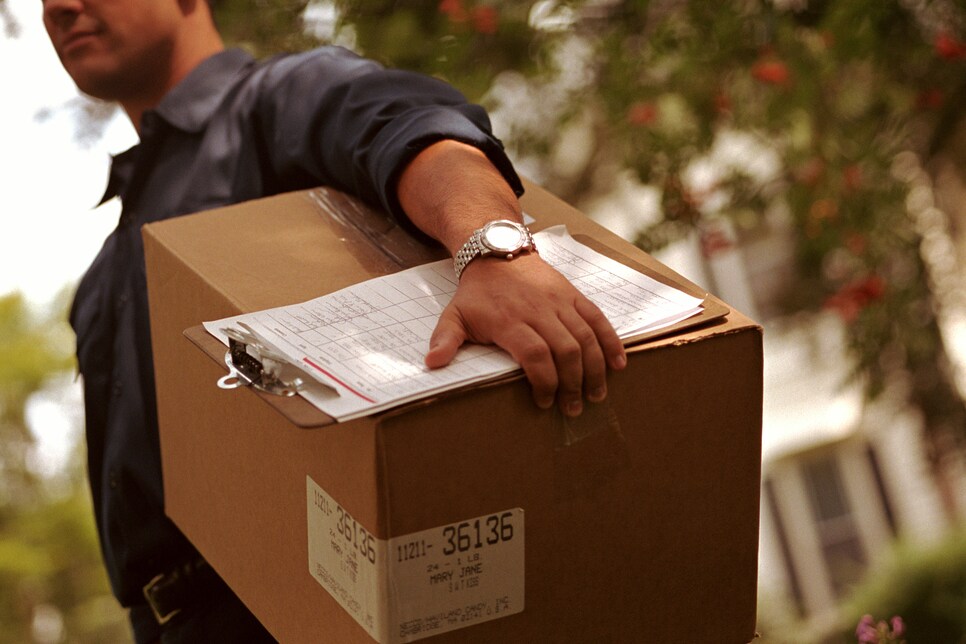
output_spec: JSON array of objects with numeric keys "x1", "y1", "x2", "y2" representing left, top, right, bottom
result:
[{"x1": 203, "y1": 226, "x2": 704, "y2": 421}]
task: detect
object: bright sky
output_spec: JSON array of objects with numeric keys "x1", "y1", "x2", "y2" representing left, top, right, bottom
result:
[
  {"x1": 1, "y1": 0, "x2": 137, "y2": 306},
  {"x1": 2, "y1": 0, "x2": 138, "y2": 475}
]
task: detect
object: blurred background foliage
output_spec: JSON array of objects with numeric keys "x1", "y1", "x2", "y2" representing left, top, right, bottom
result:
[
  {"x1": 315, "y1": 0, "x2": 966, "y2": 452},
  {"x1": 0, "y1": 293, "x2": 129, "y2": 642},
  {"x1": 840, "y1": 530, "x2": 966, "y2": 643},
  {"x1": 5, "y1": 0, "x2": 966, "y2": 641}
]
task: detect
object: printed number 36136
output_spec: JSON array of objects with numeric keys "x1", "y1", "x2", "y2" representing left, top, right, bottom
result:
[{"x1": 442, "y1": 512, "x2": 514, "y2": 556}]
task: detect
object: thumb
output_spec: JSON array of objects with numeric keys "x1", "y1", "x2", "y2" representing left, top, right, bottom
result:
[{"x1": 425, "y1": 309, "x2": 467, "y2": 369}]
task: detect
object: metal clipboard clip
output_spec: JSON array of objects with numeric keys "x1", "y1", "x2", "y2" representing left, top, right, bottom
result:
[{"x1": 216, "y1": 322, "x2": 304, "y2": 397}]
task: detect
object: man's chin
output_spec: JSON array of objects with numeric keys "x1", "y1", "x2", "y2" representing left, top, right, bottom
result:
[{"x1": 63, "y1": 64, "x2": 130, "y2": 103}]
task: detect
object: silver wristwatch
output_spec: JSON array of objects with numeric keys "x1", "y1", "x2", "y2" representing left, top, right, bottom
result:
[{"x1": 453, "y1": 220, "x2": 536, "y2": 280}]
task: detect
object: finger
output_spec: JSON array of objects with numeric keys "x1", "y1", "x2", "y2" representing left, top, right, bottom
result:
[
  {"x1": 557, "y1": 307, "x2": 608, "y2": 404},
  {"x1": 525, "y1": 314, "x2": 586, "y2": 417},
  {"x1": 425, "y1": 307, "x2": 467, "y2": 369},
  {"x1": 494, "y1": 324, "x2": 558, "y2": 410},
  {"x1": 575, "y1": 296, "x2": 627, "y2": 371}
]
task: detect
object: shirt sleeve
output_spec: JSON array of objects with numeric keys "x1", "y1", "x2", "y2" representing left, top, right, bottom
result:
[{"x1": 252, "y1": 47, "x2": 524, "y2": 230}]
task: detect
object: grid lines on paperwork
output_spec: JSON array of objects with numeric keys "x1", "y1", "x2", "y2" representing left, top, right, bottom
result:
[
  {"x1": 539, "y1": 239, "x2": 684, "y2": 338},
  {"x1": 203, "y1": 226, "x2": 705, "y2": 420},
  {"x1": 261, "y1": 261, "x2": 511, "y2": 403}
]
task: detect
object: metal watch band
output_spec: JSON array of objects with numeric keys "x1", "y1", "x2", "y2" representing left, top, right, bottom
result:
[
  {"x1": 453, "y1": 221, "x2": 534, "y2": 281},
  {"x1": 453, "y1": 230, "x2": 485, "y2": 280}
]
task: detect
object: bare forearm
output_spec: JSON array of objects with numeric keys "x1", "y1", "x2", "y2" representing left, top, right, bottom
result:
[{"x1": 397, "y1": 140, "x2": 522, "y2": 253}]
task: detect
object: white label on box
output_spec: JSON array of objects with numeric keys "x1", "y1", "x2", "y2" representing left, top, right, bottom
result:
[
  {"x1": 307, "y1": 476, "x2": 524, "y2": 643},
  {"x1": 307, "y1": 476, "x2": 388, "y2": 639}
]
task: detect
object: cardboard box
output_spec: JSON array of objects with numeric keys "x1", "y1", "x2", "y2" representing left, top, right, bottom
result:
[{"x1": 143, "y1": 181, "x2": 763, "y2": 643}]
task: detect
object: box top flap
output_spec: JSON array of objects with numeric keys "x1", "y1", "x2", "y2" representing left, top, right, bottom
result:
[{"x1": 152, "y1": 179, "x2": 755, "y2": 429}]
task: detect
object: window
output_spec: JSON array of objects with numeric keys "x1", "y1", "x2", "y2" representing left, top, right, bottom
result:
[{"x1": 801, "y1": 456, "x2": 867, "y2": 597}]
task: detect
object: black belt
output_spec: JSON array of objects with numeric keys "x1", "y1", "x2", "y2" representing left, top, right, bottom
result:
[{"x1": 141, "y1": 558, "x2": 218, "y2": 625}]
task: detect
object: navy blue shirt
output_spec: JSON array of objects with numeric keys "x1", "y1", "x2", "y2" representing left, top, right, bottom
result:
[{"x1": 70, "y1": 47, "x2": 522, "y2": 611}]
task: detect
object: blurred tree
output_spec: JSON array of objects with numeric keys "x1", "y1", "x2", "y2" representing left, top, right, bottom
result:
[
  {"x1": 0, "y1": 293, "x2": 129, "y2": 642},
  {"x1": 0, "y1": 0, "x2": 15, "y2": 38},
  {"x1": 212, "y1": 0, "x2": 320, "y2": 55},
  {"x1": 318, "y1": 0, "x2": 966, "y2": 509},
  {"x1": 0, "y1": 293, "x2": 73, "y2": 504}
]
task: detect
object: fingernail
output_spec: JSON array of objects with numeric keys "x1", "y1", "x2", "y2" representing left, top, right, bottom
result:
[
  {"x1": 588, "y1": 387, "x2": 606, "y2": 403},
  {"x1": 614, "y1": 354, "x2": 627, "y2": 369},
  {"x1": 537, "y1": 397, "x2": 554, "y2": 410},
  {"x1": 566, "y1": 400, "x2": 583, "y2": 417}
]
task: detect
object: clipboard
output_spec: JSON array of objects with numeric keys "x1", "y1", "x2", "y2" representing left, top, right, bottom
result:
[{"x1": 183, "y1": 225, "x2": 730, "y2": 429}]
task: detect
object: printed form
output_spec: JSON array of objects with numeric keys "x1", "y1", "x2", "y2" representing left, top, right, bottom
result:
[{"x1": 203, "y1": 226, "x2": 704, "y2": 421}]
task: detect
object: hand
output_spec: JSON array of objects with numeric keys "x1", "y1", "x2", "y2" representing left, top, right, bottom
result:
[
  {"x1": 395, "y1": 139, "x2": 625, "y2": 414},
  {"x1": 425, "y1": 253, "x2": 627, "y2": 417}
]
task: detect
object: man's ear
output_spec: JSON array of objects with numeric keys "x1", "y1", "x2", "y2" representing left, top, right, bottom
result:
[
  {"x1": 178, "y1": 0, "x2": 217, "y2": 17},
  {"x1": 179, "y1": 0, "x2": 218, "y2": 27},
  {"x1": 178, "y1": 0, "x2": 199, "y2": 14}
]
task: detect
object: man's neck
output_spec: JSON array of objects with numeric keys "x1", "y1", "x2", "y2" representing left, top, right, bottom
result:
[{"x1": 124, "y1": 16, "x2": 225, "y2": 132}]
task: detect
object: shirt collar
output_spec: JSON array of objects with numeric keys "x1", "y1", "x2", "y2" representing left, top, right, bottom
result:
[
  {"x1": 97, "y1": 49, "x2": 255, "y2": 206},
  {"x1": 97, "y1": 145, "x2": 139, "y2": 206},
  {"x1": 151, "y1": 48, "x2": 254, "y2": 134}
]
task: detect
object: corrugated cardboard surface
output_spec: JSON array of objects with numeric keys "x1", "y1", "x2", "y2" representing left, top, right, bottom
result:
[{"x1": 144, "y1": 181, "x2": 763, "y2": 643}]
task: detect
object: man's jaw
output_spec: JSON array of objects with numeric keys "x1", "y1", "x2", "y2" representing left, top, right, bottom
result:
[{"x1": 58, "y1": 21, "x2": 105, "y2": 58}]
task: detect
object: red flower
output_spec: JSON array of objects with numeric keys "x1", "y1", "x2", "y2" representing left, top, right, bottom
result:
[
  {"x1": 713, "y1": 91, "x2": 732, "y2": 115},
  {"x1": 439, "y1": 0, "x2": 467, "y2": 23},
  {"x1": 700, "y1": 227, "x2": 734, "y2": 259},
  {"x1": 806, "y1": 198, "x2": 838, "y2": 238},
  {"x1": 795, "y1": 158, "x2": 825, "y2": 186},
  {"x1": 824, "y1": 275, "x2": 886, "y2": 322},
  {"x1": 918, "y1": 88, "x2": 945, "y2": 110},
  {"x1": 845, "y1": 233, "x2": 867, "y2": 256},
  {"x1": 627, "y1": 101, "x2": 658, "y2": 126},
  {"x1": 891, "y1": 616, "x2": 906, "y2": 638},
  {"x1": 471, "y1": 6, "x2": 498, "y2": 35},
  {"x1": 860, "y1": 275, "x2": 886, "y2": 300},
  {"x1": 856, "y1": 615, "x2": 877, "y2": 644},
  {"x1": 752, "y1": 58, "x2": 791, "y2": 85},
  {"x1": 843, "y1": 164, "x2": 863, "y2": 191},
  {"x1": 825, "y1": 295, "x2": 861, "y2": 322},
  {"x1": 809, "y1": 198, "x2": 838, "y2": 222},
  {"x1": 935, "y1": 31, "x2": 966, "y2": 59}
]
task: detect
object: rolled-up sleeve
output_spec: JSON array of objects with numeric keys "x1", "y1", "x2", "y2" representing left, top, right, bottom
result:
[{"x1": 253, "y1": 47, "x2": 524, "y2": 226}]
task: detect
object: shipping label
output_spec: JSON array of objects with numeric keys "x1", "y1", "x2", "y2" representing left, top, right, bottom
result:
[{"x1": 306, "y1": 476, "x2": 524, "y2": 643}]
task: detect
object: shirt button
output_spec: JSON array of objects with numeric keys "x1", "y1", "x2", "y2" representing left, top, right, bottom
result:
[
  {"x1": 113, "y1": 380, "x2": 123, "y2": 397},
  {"x1": 109, "y1": 469, "x2": 118, "y2": 490},
  {"x1": 141, "y1": 112, "x2": 157, "y2": 133}
]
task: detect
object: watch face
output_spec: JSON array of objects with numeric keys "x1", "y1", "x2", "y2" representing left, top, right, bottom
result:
[{"x1": 482, "y1": 221, "x2": 525, "y2": 253}]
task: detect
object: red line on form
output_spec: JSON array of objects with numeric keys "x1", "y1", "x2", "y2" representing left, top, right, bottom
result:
[{"x1": 302, "y1": 357, "x2": 377, "y2": 404}]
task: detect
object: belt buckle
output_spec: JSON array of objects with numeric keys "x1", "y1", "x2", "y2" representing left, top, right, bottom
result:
[{"x1": 143, "y1": 573, "x2": 181, "y2": 625}]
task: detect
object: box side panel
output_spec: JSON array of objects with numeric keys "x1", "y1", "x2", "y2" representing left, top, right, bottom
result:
[
  {"x1": 143, "y1": 223, "x2": 244, "y2": 515},
  {"x1": 144, "y1": 223, "x2": 386, "y2": 642},
  {"x1": 172, "y1": 343, "x2": 385, "y2": 642},
  {"x1": 375, "y1": 326, "x2": 763, "y2": 644},
  {"x1": 182, "y1": 341, "x2": 390, "y2": 644}
]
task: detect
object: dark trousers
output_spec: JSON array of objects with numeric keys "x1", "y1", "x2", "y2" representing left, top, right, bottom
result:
[{"x1": 130, "y1": 568, "x2": 276, "y2": 644}]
